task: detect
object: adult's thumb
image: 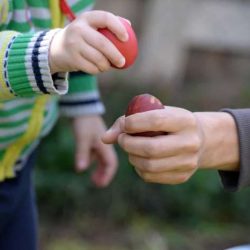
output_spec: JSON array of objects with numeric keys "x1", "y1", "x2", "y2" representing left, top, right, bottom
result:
[{"x1": 101, "y1": 116, "x2": 125, "y2": 144}]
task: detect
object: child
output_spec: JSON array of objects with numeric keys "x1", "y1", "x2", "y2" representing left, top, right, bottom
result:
[
  {"x1": 0, "y1": 0, "x2": 128, "y2": 249},
  {"x1": 103, "y1": 104, "x2": 250, "y2": 192}
]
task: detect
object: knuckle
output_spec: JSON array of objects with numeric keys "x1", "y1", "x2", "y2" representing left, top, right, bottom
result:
[
  {"x1": 186, "y1": 158, "x2": 198, "y2": 171},
  {"x1": 102, "y1": 12, "x2": 114, "y2": 24},
  {"x1": 144, "y1": 160, "x2": 155, "y2": 172},
  {"x1": 151, "y1": 112, "x2": 165, "y2": 130},
  {"x1": 176, "y1": 174, "x2": 190, "y2": 184},
  {"x1": 97, "y1": 60, "x2": 110, "y2": 72},
  {"x1": 143, "y1": 143, "x2": 157, "y2": 157},
  {"x1": 68, "y1": 23, "x2": 82, "y2": 37},
  {"x1": 141, "y1": 172, "x2": 152, "y2": 183},
  {"x1": 182, "y1": 136, "x2": 200, "y2": 153},
  {"x1": 188, "y1": 137, "x2": 201, "y2": 153}
]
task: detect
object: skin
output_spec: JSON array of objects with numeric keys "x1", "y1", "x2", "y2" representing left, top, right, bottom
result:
[
  {"x1": 73, "y1": 115, "x2": 118, "y2": 188},
  {"x1": 102, "y1": 106, "x2": 240, "y2": 185},
  {"x1": 49, "y1": 11, "x2": 123, "y2": 187},
  {"x1": 49, "y1": 11, "x2": 129, "y2": 74}
]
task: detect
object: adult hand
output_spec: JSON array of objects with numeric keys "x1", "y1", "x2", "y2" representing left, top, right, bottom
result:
[{"x1": 102, "y1": 107, "x2": 239, "y2": 184}]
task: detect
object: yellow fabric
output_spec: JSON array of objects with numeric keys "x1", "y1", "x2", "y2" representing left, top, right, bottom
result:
[
  {"x1": 0, "y1": 31, "x2": 18, "y2": 100},
  {"x1": 0, "y1": 0, "x2": 9, "y2": 25},
  {"x1": 0, "y1": 96, "x2": 49, "y2": 181},
  {"x1": 0, "y1": 0, "x2": 65, "y2": 181},
  {"x1": 0, "y1": 0, "x2": 64, "y2": 181},
  {"x1": 49, "y1": 0, "x2": 65, "y2": 28}
]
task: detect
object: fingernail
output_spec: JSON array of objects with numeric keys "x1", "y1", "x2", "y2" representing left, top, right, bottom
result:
[
  {"x1": 78, "y1": 160, "x2": 87, "y2": 170},
  {"x1": 122, "y1": 33, "x2": 129, "y2": 42},
  {"x1": 117, "y1": 57, "x2": 126, "y2": 68}
]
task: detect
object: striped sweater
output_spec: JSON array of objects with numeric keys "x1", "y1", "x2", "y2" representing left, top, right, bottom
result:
[{"x1": 0, "y1": 0, "x2": 104, "y2": 181}]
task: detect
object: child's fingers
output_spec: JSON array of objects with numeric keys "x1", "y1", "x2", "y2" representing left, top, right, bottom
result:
[
  {"x1": 80, "y1": 43, "x2": 111, "y2": 72},
  {"x1": 77, "y1": 57, "x2": 100, "y2": 74},
  {"x1": 83, "y1": 28, "x2": 125, "y2": 68},
  {"x1": 86, "y1": 11, "x2": 128, "y2": 42}
]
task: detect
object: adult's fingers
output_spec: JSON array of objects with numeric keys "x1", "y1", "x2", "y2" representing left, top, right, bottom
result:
[
  {"x1": 135, "y1": 169, "x2": 193, "y2": 185},
  {"x1": 102, "y1": 116, "x2": 125, "y2": 144},
  {"x1": 118, "y1": 133, "x2": 200, "y2": 158},
  {"x1": 128, "y1": 154, "x2": 198, "y2": 173},
  {"x1": 124, "y1": 107, "x2": 196, "y2": 135}
]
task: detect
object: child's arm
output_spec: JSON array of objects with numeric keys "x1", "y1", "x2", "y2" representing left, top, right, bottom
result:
[{"x1": 0, "y1": 6, "x2": 127, "y2": 100}]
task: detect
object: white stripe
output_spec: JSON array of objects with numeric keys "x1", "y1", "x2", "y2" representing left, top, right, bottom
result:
[
  {"x1": 0, "y1": 123, "x2": 28, "y2": 137},
  {"x1": 60, "y1": 91, "x2": 100, "y2": 102},
  {"x1": 25, "y1": 32, "x2": 44, "y2": 94},
  {"x1": 14, "y1": 141, "x2": 39, "y2": 171},
  {"x1": 12, "y1": 9, "x2": 28, "y2": 23},
  {"x1": 41, "y1": 101, "x2": 58, "y2": 136},
  {"x1": 67, "y1": 0, "x2": 80, "y2": 6},
  {"x1": 0, "y1": 109, "x2": 31, "y2": 123},
  {"x1": 60, "y1": 102, "x2": 105, "y2": 117},
  {"x1": 29, "y1": 7, "x2": 50, "y2": 19},
  {"x1": 2, "y1": 98, "x2": 35, "y2": 110}
]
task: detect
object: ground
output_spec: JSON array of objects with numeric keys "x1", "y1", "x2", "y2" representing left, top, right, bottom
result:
[{"x1": 40, "y1": 216, "x2": 250, "y2": 250}]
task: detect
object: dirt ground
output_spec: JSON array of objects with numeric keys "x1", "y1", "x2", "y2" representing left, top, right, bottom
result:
[{"x1": 40, "y1": 217, "x2": 250, "y2": 250}]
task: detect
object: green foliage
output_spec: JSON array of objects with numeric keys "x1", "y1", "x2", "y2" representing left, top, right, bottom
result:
[{"x1": 36, "y1": 83, "x2": 250, "y2": 227}]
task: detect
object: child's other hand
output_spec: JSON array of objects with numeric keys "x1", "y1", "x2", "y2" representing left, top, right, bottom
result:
[
  {"x1": 49, "y1": 11, "x2": 128, "y2": 74},
  {"x1": 72, "y1": 115, "x2": 118, "y2": 188},
  {"x1": 102, "y1": 107, "x2": 203, "y2": 185}
]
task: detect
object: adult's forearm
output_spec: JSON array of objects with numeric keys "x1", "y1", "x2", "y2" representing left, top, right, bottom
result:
[{"x1": 194, "y1": 112, "x2": 240, "y2": 171}]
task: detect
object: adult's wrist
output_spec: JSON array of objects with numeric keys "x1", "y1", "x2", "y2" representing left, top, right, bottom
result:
[{"x1": 194, "y1": 112, "x2": 239, "y2": 171}]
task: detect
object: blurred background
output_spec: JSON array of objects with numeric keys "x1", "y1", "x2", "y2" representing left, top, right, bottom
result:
[{"x1": 38, "y1": 0, "x2": 250, "y2": 249}]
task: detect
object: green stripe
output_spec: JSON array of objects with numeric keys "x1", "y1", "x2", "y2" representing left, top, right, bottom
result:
[
  {"x1": 71, "y1": 0, "x2": 94, "y2": 13},
  {"x1": 0, "y1": 104, "x2": 33, "y2": 117},
  {"x1": 12, "y1": 0, "x2": 26, "y2": 10},
  {"x1": 26, "y1": 0, "x2": 49, "y2": 8},
  {"x1": 0, "y1": 132, "x2": 23, "y2": 143},
  {"x1": 7, "y1": 34, "x2": 34, "y2": 96},
  {"x1": 41, "y1": 100, "x2": 58, "y2": 134},
  {"x1": 68, "y1": 74, "x2": 97, "y2": 93},
  {"x1": 32, "y1": 18, "x2": 51, "y2": 29},
  {"x1": 7, "y1": 20, "x2": 31, "y2": 32},
  {"x1": 0, "y1": 150, "x2": 5, "y2": 161},
  {"x1": 0, "y1": 117, "x2": 29, "y2": 128}
]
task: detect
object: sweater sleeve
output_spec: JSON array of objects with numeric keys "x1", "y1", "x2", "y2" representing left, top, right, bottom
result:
[
  {"x1": 219, "y1": 109, "x2": 250, "y2": 191},
  {"x1": 59, "y1": 72, "x2": 105, "y2": 117},
  {"x1": 0, "y1": 29, "x2": 68, "y2": 100}
]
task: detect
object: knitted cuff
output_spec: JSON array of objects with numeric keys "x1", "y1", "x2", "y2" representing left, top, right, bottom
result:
[
  {"x1": 6, "y1": 29, "x2": 68, "y2": 97},
  {"x1": 219, "y1": 109, "x2": 250, "y2": 192},
  {"x1": 59, "y1": 92, "x2": 105, "y2": 117},
  {"x1": 59, "y1": 72, "x2": 105, "y2": 117}
]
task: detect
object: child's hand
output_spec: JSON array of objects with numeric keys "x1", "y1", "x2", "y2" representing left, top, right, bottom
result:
[
  {"x1": 49, "y1": 11, "x2": 128, "y2": 74},
  {"x1": 102, "y1": 107, "x2": 203, "y2": 185},
  {"x1": 72, "y1": 115, "x2": 118, "y2": 188}
]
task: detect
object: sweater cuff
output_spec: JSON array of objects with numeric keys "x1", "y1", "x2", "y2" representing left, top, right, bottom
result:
[
  {"x1": 6, "y1": 29, "x2": 68, "y2": 97},
  {"x1": 59, "y1": 72, "x2": 105, "y2": 117},
  {"x1": 219, "y1": 109, "x2": 250, "y2": 192}
]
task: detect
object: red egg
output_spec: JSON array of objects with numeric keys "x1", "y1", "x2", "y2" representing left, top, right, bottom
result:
[
  {"x1": 125, "y1": 94, "x2": 166, "y2": 137},
  {"x1": 98, "y1": 17, "x2": 138, "y2": 69}
]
